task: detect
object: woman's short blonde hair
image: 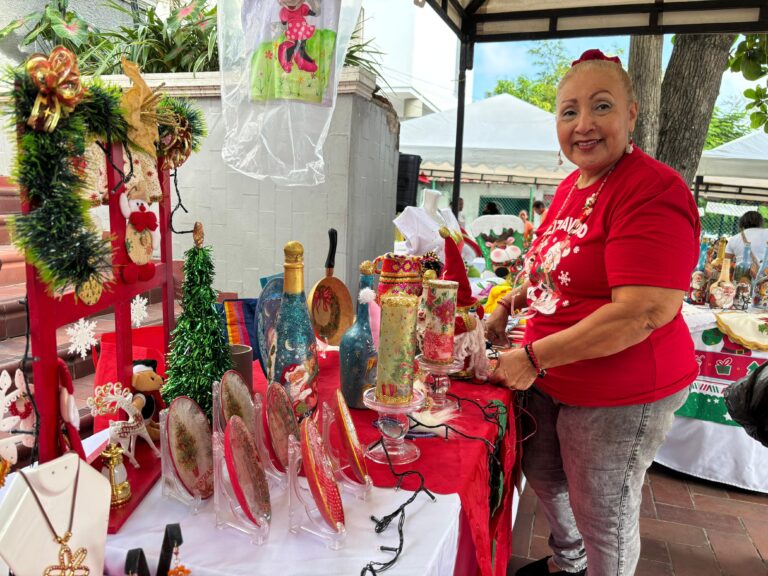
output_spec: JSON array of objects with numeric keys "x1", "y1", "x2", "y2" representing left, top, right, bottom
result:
[{"x1": 557, "y1": 59, "x2": 637, "y2": 103}]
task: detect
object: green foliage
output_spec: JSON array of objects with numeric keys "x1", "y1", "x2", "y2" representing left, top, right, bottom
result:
[
  {"x1": 728, "y1": 35, "x2": 768, "y2": 133},
  {"x1": 4, "y1": 71, "x2": 120, "y2": 295},
  {"x1": 0, "y1": 0, "x2": 93, "y2": 53},
  {"x1": 704, "y1": 105, "x2": 751, "y2": 150},
  {"x1": 163, "y1": 245, "x2": 232, "y2": 420},
  {"x1": 2, "y1": 0, "x2": 384, "y2": 79},
  {"x1": 485, "y1": 41, "x2": 572, "y2": 112}
]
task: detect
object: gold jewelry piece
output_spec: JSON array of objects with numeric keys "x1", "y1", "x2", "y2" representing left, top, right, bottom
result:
[{"x1": 19, "y1": 458, "x2": 89, "y2": 575}]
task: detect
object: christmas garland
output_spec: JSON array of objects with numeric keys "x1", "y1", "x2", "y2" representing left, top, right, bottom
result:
[
  {"x1": 7, "y1": 68, "x2": 127, "y2": 296},
  {"x1": 5, "y1": 49, "x2": 206, "y2": 298}
]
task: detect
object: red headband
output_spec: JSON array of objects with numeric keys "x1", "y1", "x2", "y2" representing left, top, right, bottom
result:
[{"x1": 571, "y1": 49, "x2": 622, "y2": 68}]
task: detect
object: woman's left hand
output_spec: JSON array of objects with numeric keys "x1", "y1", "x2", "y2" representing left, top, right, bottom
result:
[{"x1": 489, "y1": 348, "x2": 538, "y2": 390}]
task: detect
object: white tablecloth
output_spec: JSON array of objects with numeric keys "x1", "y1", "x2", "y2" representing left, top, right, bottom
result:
[
  {"x1": 656, "y1": 417, "x2": 768, "y2": 493},
  {"x1": 104, "y1": 483, "x2": 461, "y2": 576},
  {"x1": 656, "y1": 305, "x2": 768, "y2": 493}
]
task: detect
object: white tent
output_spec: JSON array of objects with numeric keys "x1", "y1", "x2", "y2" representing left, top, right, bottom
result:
[
  {"x1": 697, "y1": 131, "x2": 768, "y2": 181},
  {"x1": 399, "y1": 93, "x2": 574, "y2": 178}
]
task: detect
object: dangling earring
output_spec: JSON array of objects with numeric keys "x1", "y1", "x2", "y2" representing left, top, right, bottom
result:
[
  {"x1": 557, "y1": 150, "x2": 564, "y2": 166},
  {"x1": 626, "y1": 135, "x2": 634, "y2": 154},
  {"x1": 168, "y1": 543, "x2": 191, "y2": 576}
]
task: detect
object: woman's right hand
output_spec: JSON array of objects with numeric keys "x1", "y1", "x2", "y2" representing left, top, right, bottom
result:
[{"x1": 485, "y1": 303, "x2": 510, "y2": 347}]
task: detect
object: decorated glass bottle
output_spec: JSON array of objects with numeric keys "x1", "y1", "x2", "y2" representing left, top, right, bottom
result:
[
  {"x1": 708, "y1": 258, "x2": 735, "y2": 310},
  {"x1": 733, "y1": 243, "x2": 754, "y2": 310},
  {"x1": 339, "y1": 261, "x2": 378, "y2": 409},
  {"x1": 709, "y1": 237, "x2": 727, "y2": 281},
  {"x1": 687, "y1": 240, "x2": 709, "y2": 305},
  {"x1": 753, "y1": 242, "x2": 768, "y2": 308},
  {"x1": 273, "y1": 241, "x2": 318, "y2": 421}
]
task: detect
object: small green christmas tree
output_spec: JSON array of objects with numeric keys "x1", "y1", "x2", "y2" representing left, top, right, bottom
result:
[{"x1": 163, "y1": 223, "x2": 231, "y2": 418}]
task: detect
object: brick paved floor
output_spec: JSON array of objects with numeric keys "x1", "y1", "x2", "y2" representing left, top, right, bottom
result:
[{"x1": 509, "y1": 463, "x2": 768, "y2": 575}]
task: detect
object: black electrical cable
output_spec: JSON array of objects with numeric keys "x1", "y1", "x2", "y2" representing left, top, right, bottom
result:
[{"x1": 169, "y1": 169, "x2": 194, "y2": 235}]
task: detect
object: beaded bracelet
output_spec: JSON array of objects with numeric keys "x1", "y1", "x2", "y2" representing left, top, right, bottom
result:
[
  {"x1": 496, "y1": 298, "x2": 512, "y2": 314},
  {"x1": 524, "y1": 343, "x2": 546, "y2": 378}
]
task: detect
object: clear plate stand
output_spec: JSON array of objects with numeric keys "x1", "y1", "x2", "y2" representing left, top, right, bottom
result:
[
  {"x1": 212, "y1": 380, "x2": 271, "y2": 545},
  {"x1": 252, "y1": 392, "x2": 288, "y2": 492},
  {"x1": 159, "y1": 408, "x2": 204, "y2": 513},
  {"x1": 286, "y1": 434, "x2": 346, "y2": 550},
  {"x1": 320, "y1": 401, "x2": 372, "y2": 500}
]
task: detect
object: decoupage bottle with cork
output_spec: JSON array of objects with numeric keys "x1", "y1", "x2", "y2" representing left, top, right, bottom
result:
[
  {"x1": 708, "y1": 237, "x2": 728, "y2": 281},
  {"x1": 708, "y1": 257, "x2": 736, "y2": 310},
  {"x1": 753, "y1": 242, "x2": 768, "y2": 308},
  {"x1": 339, "y1": 261, "x2": 378, "y2": 410},
  {"x1": 687, "y1": 240, "x2": 709, "y2": 305},
  {"x1": 273, "y1": 241, "x2": 318, "y2": 421},
  {"x1": 733, "y1": 242, "x2": 754, "y2": 310}
]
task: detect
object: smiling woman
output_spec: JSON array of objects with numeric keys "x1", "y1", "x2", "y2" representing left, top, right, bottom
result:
[{"x1": 484, "y1": 49, "x2": 701, "y2": 576}]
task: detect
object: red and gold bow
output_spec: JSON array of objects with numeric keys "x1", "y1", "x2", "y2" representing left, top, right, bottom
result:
[{"x1": 25, "y1": 46, "x2": 84, "y2": 133}]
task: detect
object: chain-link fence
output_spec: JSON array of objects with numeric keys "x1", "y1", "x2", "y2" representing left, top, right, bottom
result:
[
  {"x1": 698, "y1": 199, "x2": 767, "y2": 240},
  {"x1": 478, "y1": 196, "x2": 530, "y2": 217}
]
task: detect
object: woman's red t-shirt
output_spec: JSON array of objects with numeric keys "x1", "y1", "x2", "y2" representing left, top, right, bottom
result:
[{"x1": 524, "y1": 148, "x2": 701, "y2": 407}]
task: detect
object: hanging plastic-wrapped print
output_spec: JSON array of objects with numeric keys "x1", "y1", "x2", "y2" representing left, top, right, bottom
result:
[{"x1": 219, "y1": 0, "x2": 362, "y2": 185}]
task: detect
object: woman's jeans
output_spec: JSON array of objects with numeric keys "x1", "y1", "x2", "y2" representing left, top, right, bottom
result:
[{"x1": 521, "y1": 386, "x2": 689, "y2": 575}]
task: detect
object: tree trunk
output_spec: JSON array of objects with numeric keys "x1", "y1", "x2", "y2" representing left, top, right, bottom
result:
[
  {"x1": 656, "y1": 34, "x2": 735, "y2": 186},
  {"x1": 628, "y1": 35, "x2": 663, "y2": 157}
]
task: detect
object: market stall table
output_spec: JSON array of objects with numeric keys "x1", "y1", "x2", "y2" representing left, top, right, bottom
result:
[
  {"x1": 656, "y1": 306, "x2": 768, "y2": 493},
  {"x1": 252, "y1": 352, "x2": 517, "y2": 576}
]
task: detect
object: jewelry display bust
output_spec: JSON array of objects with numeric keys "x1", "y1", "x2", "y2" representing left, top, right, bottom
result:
[
  {"x1": 0, "y1": 452, "x2": 110, "y2": 575},
  {"x1": 394, "y1": 189, "x2": 463, "y2": 259}
]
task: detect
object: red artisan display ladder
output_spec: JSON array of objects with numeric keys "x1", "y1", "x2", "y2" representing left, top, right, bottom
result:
[{"x1": 22, "y1": 143, "x2": 176, "y2": 464}]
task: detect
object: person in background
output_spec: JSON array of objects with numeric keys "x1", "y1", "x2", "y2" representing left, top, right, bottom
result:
[
  {"x1": 533, "y1": 200, "x2": 548, "y2": 226},
  {"x1": 725, "y1": 210, "x2": 768, "y2": 268},
  {"x1": 456, "y1": 197, "x2": 467, "y2": 228},
  {"x1": 519, "y1": 209, "x2": 534, "y2": 247},
  {"x1": 482, "y1": 201, "x2": 501, "y2": 215},
  {"x1": 484, "y1": 49, "x2": 699, "y2": 576}
]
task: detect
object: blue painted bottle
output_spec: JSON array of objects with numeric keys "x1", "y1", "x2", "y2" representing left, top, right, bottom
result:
[
  {"x1": 273, "y1": 241, "x2": 318, "y2": 420},
  {"x1": 339, "y1": 261, "x2": 378, "y2": 409}
]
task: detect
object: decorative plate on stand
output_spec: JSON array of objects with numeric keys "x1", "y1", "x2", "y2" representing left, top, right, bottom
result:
[
  {"x1": 266, "y1": 382, "x2": 299, "y2": 471},
  {"x1": 256, "y1": 277, "x2": 284, "y2": 378},
  {"x1": 220, "y1": 370, "x2": 254, "y2": 434},
  {"x1": 300, "y1": 418, "x2": 344, "y2": 530},
  {"x1": 224, "y1": 415, "x2": 271, "y2": 526},
  {"x1": 335, "y1": 389, "x2": 367, "y2": 483},
  {"x1": 167, "y1": 396, "x2": 214, "y2": 499}
]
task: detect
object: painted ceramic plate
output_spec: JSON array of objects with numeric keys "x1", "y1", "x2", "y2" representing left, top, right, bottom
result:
[
  {"x1": 335, "y1": 389, "x2": 367, "y2": 483},
  {"x1": 167, "y1": 396, "x2": 214, "y2": 499},
  {"x1": 224, "y1": 415, "x2": 271, "y2": 527},
  {"x1": 220, "y1": 370, "x2": 254, "y2": 435},
  {"x1": 300, "y1": 418, "x2": 344, "y2": 531},
  {"x1": 266, "y1": 382, "x2": 300, "y2": 471},
  {"x1": 256, "y1": 277, "x2": 283, "y2": 379}
]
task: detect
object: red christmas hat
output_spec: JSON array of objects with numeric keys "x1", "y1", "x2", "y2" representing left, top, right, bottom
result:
[
  {"x1": 571, "y1": 49, "x2": 622, "y2": 67},
  {"x1": 439, "y1": 227, "x2": 476, "y2": 310}
]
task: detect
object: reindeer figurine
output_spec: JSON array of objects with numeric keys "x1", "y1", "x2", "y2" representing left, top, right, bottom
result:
[{"x1": 87, "y1": 382, "x2": 160, "y2": 468}]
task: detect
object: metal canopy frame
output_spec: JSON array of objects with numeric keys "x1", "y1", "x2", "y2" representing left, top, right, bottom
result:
[{"x1": 418, "y1": 0, "x2": 768, "y2": 214}]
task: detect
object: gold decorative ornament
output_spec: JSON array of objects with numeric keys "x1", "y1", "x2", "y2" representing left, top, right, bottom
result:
[
  {"x1": 25, "y1": 46, "x2": 85, "y2": 133},
  {"x1": 101, "y1": 443, "x2": 132, "y2": 507},
  {"x1": 193, "y1": 221, "x2": 204, "y2": 248},
  {"x1": 121, "y1": 58, "x2": 166, "y2": 157},
  {"x1": 360, "y1": 260, "x2": 375, "y2": 275},
  {"x1": 159, "y1": 113, "x2": 193, "y2": 170},
  {"x1": 76, "y1": 276, "x2": 103, "y2": 306}
]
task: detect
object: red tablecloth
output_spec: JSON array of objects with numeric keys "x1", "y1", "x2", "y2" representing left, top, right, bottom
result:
[{"x1": 253, "y1": 352, "x2": 516, "y2": 576}]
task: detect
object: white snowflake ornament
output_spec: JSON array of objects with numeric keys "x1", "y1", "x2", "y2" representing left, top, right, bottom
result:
[
  {"x1": 131, "y1": 295, "x2": 149, "y2": 328},
  {"x1": 558, "y1": 271, "x2": 571, "y2": 286},
  {"x1": 67, "y1": 318, "x2": 98, "y2": 360}
]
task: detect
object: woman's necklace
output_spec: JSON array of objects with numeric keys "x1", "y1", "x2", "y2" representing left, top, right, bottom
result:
[
  {"x1": 18, "y1": 457, "x2": 90, "y2": 576},
  {"x1": 519, "y1": 163, "x2": 617, "y2": 289}
]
